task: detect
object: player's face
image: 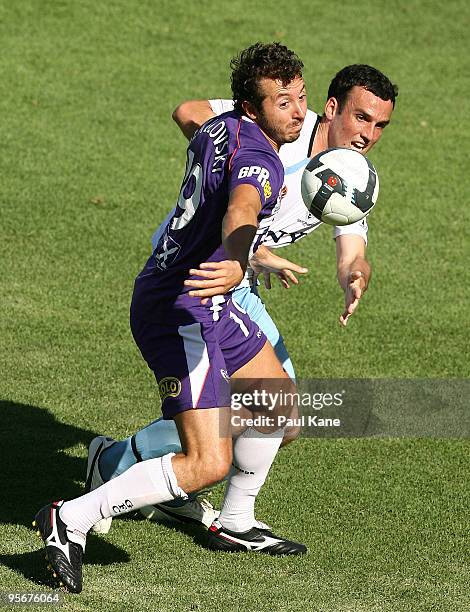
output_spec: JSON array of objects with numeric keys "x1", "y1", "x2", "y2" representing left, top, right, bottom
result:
[
  {"x1": 325, "y1": 86, "x2": 393, "y2": 155},
  {"x1": 244, "y1": 76, "x2": 307, "y2": 148}
]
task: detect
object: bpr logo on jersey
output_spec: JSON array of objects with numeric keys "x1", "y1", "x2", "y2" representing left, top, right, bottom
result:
[
  {"x1": 238, "y1": 165, "x2": 270, "y2": 188},
  {"x1": 158, "y1": 377, "x2": 182, "y2": 401}
]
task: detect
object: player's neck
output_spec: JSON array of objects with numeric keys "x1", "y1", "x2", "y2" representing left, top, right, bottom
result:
[
  {"x1": 311, "y1": 117, "x2": 329, "y2": 156},
  {"x1": 244, "y1": 111, "x2": 282, "y2": 152},
  {"x1": 258, "y1": 128, "x2": 280, "y2": 152},
  {"x1": 248, "y1": 117, "x2": 279, "y2": 152}
]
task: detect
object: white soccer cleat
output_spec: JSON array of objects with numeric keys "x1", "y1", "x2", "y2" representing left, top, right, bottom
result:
[
  {"x1": 85, "y1": 436, "x2": 116, "y2": 534},
  {"x1": 140, "y1": 495, "x2": 219, "y2": 528}
]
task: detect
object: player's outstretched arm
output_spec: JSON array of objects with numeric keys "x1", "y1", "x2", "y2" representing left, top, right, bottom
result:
[
  {"x1": 185, "y1": 184, "x2": 261, "y2": 299},
  {"x1": 250, "y1": 245, "x2": 308, "y2": 289},
  {"x1": 172, "y1": 100, "x2": 216, "y2": 140},
  {"x1": 336, "y1": 234, "x2": 371, "y2": 327}
]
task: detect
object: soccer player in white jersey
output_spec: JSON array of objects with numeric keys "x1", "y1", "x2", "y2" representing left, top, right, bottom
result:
[{"x1": 85, "y1": 66, "x2": 397, "y2": 532}]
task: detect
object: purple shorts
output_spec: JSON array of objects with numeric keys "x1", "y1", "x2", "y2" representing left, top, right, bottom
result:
[{"x1": 130, "y1": 297, "x2": 267, "y2": 419}]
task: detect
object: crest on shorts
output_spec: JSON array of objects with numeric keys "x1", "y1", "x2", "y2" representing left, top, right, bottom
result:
[{"x1": 158, "y1": 377, "x2": 182, "y2": 401}]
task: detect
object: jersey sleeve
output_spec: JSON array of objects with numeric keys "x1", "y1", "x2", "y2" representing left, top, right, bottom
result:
[
  {"x1": 333, "y1": 217, "x2": 368, "y2": 245},
  {"x1": 228, "y1": 149, "x2": 284, "y2": 215},
  {"x1": 209, "y1": 99, "x2": 235, "y2": 115}
]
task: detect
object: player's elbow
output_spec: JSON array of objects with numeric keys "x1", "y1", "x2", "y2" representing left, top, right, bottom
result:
[
  {"x1": 172, "y1": 101, "x2": 205, "y2": 141},
  {"x1": 172, "y1": 102, "x2": 188, "y2": 126}
]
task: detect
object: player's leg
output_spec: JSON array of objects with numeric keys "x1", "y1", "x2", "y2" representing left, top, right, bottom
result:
[
  {"x1": 87, "y1": 422, "x2": 218, "y2": 532},
  {"x1": 94, "y1": 286, "x2": 294, "y2": 487},
  {"x1": 93, "y1": 418, "x2": 181, "y2": 483},
  {"x1": 33, "y1": 451, "x2": 187, "y2": 593},
  {"x1": 207, "y1": 300, "x2": 305, "y2": 554},
  {"x1": 34, "y1": 407, "x2": 231, "y2": 592},
  {"x1": 89, "y1": 286, "x2": 297, "y2": 532},
  {"x1": 33, "y1": 316, "x2": 233, "y2": 592}
]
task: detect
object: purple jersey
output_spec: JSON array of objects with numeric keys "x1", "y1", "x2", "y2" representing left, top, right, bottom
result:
[{"x1": 132, "y1": 111, "x2": 284, "y2": 319}]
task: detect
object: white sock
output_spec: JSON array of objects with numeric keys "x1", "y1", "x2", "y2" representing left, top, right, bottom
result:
[
  {"x1": 60, "y1": 453, "x2": 186, "y2": 535},
  {"x1": 218, "y1": 427, "x2": 283, "y2": 533}
]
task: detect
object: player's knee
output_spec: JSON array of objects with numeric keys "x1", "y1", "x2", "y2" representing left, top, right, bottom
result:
[
  {"x1": 280, "y1": 424, "x2": 301, "y2": 447},
  {"x1": 279, "y1": 384, "x2": 300, "y2": 446}
]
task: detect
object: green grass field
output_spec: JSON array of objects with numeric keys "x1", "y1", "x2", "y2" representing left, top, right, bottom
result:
[{"x1": 1, "y1": 1, "x2": 469, "y2": 610}]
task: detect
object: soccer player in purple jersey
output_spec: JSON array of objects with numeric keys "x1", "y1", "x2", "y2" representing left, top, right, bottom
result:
[{"x1": 33, "y1": 42, "x2": 308, "y2": 593}]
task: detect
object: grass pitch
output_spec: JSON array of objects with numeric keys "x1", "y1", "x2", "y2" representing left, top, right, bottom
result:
[{"x1": 1, "y1": 1, "x2": 469, "y2": 610}]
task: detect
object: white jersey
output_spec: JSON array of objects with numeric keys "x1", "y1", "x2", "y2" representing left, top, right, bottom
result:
[{"x1": 209, "y1": 100, "x2": 368, "y2": 249}]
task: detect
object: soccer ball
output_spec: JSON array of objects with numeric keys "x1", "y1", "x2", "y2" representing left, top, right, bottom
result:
[{"x1": 301, "y1": 147, "x2": 379, "y2": 226}]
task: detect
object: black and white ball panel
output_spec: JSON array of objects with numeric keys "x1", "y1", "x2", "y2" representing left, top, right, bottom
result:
[{"x1": 301, "y1": 148, "x2": 379, "y2": 226}]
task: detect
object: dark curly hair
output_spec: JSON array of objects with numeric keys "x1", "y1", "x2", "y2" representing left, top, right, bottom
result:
[
  {"x1": 231, "y1": 42, "x2": 304, "y2": 113},
  {"x1": 328, "y1": 64, "x2": 398, "y2": 112}
]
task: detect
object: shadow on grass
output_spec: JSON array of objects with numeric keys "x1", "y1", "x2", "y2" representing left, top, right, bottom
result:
[
  {"x1": 0, "y1": 400, "x2": 130, "y2": 586},
  {"x1": 1, "y1": 400, "x2": 95, "y2": 525},
  {"x1": 145, "y1": 517, "x2": 211, "y2": 549},
  {"x1": 0, "y1": 537, "x2": 130, "y2": 588}
]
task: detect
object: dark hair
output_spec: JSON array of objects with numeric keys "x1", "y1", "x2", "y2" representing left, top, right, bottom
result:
[
  {"x1": 231, "y1": 42, "x2": 304, "y2": 113},
  {"x1": 327, "y1": 64, "x2": 398, "y2": 112}
]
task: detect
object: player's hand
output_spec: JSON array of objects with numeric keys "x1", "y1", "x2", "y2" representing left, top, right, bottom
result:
[
  {"x1": 250, "y1": 245, "x2": 308, "y2": 289},
  {"x1": 340, "y1": 271, "x2": 367, "y2": 326},
  {"x1": 184, "y1": 260, "x2": 244, "y2": 302}
]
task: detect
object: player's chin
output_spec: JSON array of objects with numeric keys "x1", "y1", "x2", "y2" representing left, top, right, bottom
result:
[{"x1": 283, "y1": 129, "x2": 302, "y2": 143}]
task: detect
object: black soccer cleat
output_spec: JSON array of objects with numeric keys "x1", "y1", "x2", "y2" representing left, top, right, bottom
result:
[
  {"x1": 140, "y1": 494, "x2": 220, "y2": 528},
  {"x1": 33, "y1": 500, "x2": 86, "y2": 593},
  {"x1": 207, "y1": 520, "x2": 307, "y2": 555}
]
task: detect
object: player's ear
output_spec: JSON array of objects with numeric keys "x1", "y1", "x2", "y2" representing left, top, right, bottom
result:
[
  {"x1": 242, "y1": 100, "x2": 259, "y2": 121},
  {"x1": 324, "y1": 97, "x2": 339, "y2": 120}
]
